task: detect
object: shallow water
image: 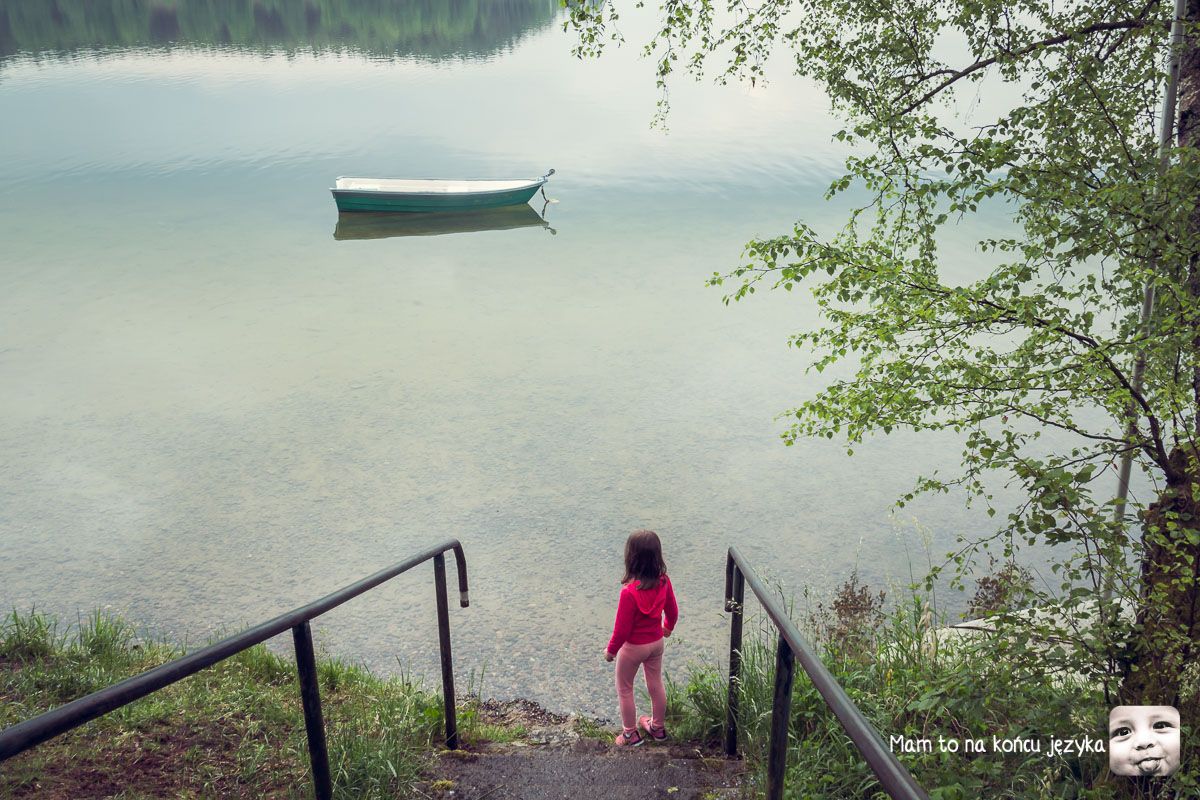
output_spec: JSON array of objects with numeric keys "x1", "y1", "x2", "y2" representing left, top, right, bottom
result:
[{"x1": 2, "y1": 0, "x2": 1030, "y2": 716}]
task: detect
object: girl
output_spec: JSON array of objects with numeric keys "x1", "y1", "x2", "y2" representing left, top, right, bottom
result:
[{"x1": 604, "y1": 529, "x2": 679, "y2": 747}]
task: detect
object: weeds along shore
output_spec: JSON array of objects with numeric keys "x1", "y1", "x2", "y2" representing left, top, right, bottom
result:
[
  {"x1": 0, "y1": 609, "x2": 528, "y2": 798},
  {"x1": 662, "y1": 570, "x2": 1198, "y2": 798},
  {"x1": 3, "y1": 572, "x2": 1195, "y2": 798}
]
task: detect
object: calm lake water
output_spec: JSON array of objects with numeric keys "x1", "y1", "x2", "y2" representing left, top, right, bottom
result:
[{"x1": 2, "y1": 0, "x2": 1025, "y2": 716}]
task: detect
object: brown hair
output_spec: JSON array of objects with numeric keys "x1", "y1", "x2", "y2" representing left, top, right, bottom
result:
[{"x1": 622, "y1": 529, "x2": 666, "y2": 590}]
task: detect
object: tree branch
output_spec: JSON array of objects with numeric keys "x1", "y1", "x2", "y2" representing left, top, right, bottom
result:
[{"x1": 898, "y1": 18, "x2": 1162, "y2": 116}]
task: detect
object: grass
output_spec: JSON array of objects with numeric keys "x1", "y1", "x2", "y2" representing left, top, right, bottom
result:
[
  {"x1": 662, "y1": 584, "x2": 1200, "y2": 800},
  {"x1": 0, "y1": 609, "x2": 511, "y2": 799},
  {"x1": 571, "y1": 715, "x2": 613, "y2": 743},
  {"x1": 12, "y1": 578, "x2": 1193, "y2": 799}
]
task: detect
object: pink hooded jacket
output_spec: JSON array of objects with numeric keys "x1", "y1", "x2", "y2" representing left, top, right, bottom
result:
[{"x1": 605, "y1": 575, "x2": 679, "y2": 656}]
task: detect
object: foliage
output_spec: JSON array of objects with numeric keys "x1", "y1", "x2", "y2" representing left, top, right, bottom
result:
[
  {"x1": 807, "y1": 568, "x2": 887, "y2": 655},
  {"x1": 966, "y1": 557, "x2": 1036, "y2": 619},
  {"x1": 566, "y1": 0, "x2": 1200, "y2": 709},
  {"x1": 0, "y1": 609, "x2": 478, "y2": 799},
  {"x1": 666, "y1": 576, "x2": 1200, "y2": 798}
]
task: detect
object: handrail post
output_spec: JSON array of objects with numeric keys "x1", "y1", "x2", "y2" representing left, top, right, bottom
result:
[
  {"x1": 451, "y1": 542, "x2": 471, "y2": 608},
  {"x1": 768, "y1": 636, "x2": 795, "y2": 800},
  {"x1": 293, "y1": 621, "x2": 333, "y2": 800},
  {"x1": 724, "y1": 564, "x2": 745, "y2": 757},
  {"x1": 433, "y1": 553, "x2": 459, "y2": 749}
]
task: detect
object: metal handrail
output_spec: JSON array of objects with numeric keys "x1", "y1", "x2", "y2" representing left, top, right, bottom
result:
[
  {"x1": 723, "y1": 546, "x2": 929, "y2": 800},
  {"x1": 0, "y1": 539, "x2": 470, "y2": 800}
]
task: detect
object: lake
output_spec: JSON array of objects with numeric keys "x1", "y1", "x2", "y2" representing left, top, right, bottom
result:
[{"x1": 1, "y1": 0, "x2": 1019, "y2": 716}]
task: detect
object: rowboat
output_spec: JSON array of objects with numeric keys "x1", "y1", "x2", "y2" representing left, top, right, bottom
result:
[
  {"x1": 331, "y1": 169, "x2": 554, "y2": 213},
  {"x1": 333, "y1": 206, "x2": 554, "y2": 240}
]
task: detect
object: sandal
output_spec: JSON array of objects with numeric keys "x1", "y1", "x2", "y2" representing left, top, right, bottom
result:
[
  {"x1": 637, "y1": 715, "x2": 668, "y2": 742},
  {"x1": 614, "y1": 728, "x2": 644, "y2": 747}
]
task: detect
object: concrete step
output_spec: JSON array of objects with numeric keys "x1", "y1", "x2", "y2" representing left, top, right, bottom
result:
[{"x1": 423, "y1": 739, "x2": 746, "y2": 800}]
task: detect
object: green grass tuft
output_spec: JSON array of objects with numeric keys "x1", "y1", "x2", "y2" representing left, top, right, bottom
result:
[
  {"x1": 0, "y1": 609, "x2": 61, "y2": 662},
  {"x1": 0, "y1": 609, "x2": 452, "y2": 799}
]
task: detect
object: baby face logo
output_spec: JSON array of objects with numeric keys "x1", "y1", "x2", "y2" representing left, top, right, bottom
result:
[{"x1": 1108, "y1": 705, "x2": 1181, "y2": 777}]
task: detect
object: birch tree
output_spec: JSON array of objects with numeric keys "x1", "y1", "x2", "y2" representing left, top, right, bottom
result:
[{"x1": 567, "y1": 0, "x2": 1200, "y2": 711}]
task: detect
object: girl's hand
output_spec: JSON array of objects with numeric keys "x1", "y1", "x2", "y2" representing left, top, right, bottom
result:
[
  {"x1": 662, "y1": 627, "x2": 672, "y2": 638},
  {"x1": 604, "y1": 651, "x2": 615, "y2": 662}
]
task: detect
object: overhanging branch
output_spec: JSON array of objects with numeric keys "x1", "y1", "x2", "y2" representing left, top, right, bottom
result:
[{"x1": 898, "y1": 18, "x2": 1163, "y2": 116}]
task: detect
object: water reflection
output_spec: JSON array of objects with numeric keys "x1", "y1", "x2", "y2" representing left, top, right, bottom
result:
[
  {"x1": 0, "y1": 0, "x2": 1001, "y2": 718},
  {"x1": 333, "y1": 206, "x2": 554, "y2": 240},
  {"x1": 0, "y1": 0, "x2": 560, "y2": 63}
]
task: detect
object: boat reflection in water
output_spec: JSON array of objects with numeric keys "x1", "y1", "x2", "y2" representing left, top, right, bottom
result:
[{"x1": 333, "y1": 205, "x2": 555, "y2": 240}]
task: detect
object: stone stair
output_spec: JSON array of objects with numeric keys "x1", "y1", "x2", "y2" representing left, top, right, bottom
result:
[
  {"x1": 420, "y1": 700, "x2": 746, "y2": 800},
  {"x1": 422, "y1": 739, "x2": 745, "y2": 800}
]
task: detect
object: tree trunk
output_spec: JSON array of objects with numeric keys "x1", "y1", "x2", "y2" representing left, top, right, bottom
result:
[
  {"x1": 1184, "y1": 0, "x2": 1200, "y2": 447},
  {"x1": 1181, "y1": 1, "x2": 1200, "y2": 158},
  {"x1": 1121, "y1": 0, "x2": 1200, "y2": 710},
  {"x1": 1124, "y1": 449, "x2": 1200, "y2": 706}
]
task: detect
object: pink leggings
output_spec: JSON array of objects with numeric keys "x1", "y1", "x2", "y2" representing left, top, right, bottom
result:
[{"x1": 614, "y1": 638, "x2": 666, "y2": 732}]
